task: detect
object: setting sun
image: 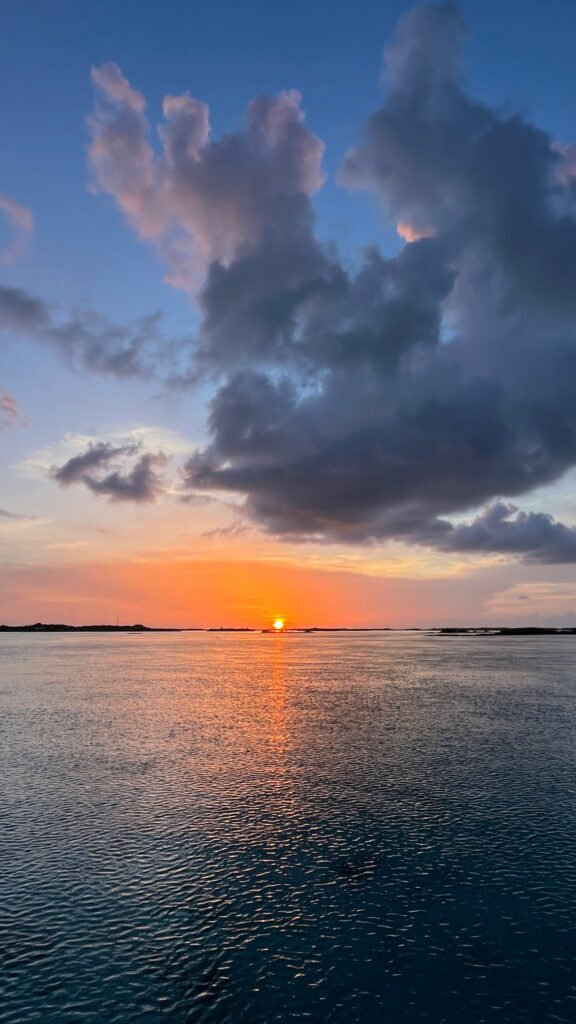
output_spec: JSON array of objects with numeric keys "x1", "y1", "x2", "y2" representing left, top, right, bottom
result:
[{"x1": 273, "y1": 618, "x2": 285, "y2": 631}]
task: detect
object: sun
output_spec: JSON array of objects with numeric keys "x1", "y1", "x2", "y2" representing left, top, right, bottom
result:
[{"x1": 273, "y1": 618, "x2": 285, "y2": 631}]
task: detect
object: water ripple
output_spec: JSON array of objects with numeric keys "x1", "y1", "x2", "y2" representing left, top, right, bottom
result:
[{"x1": 1, "y1": 632, "x2": 576, "y2": 1022}]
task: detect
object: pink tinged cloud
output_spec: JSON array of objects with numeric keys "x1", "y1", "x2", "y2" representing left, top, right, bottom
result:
[
  {"x1": 0, "y1": 195, "x2": 34, "y2": 265},
  {"x1": 88, "y1": 64, "x2": 165, "y2": 241},
  {"x1": 0, "y1": 389, "x2": 28, "y2": 430},
  {"x1": 396, "y1": 221, "x2": 436, "y2": 243},
  {"x1": 90, "y1": 63, "x2": 146, "y2": 113},
  {"x1": 88, "y1": 65, "x2": 325, "y2": 288}
]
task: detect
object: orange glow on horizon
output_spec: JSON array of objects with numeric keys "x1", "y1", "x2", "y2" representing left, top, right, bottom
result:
[{"x1": 0, "y1": 556, "x2": 481, "y2": 630}]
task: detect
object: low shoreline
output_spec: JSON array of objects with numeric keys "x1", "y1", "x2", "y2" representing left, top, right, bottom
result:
[{"x1": 1, "y1": 623, "x2": 575, "y2": 636}]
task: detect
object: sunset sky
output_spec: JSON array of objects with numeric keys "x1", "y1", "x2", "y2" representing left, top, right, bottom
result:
[{"x1": 3, "y1": 0, "x2": 576, "y2": 627}]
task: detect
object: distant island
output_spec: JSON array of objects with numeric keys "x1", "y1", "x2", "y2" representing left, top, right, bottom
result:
[
  {"x1": 0, "y1": 623, "x2": 184, "y2": 633},
  {"x1": 436, "y1": 627, "x2": 576, "y2": 636},
  {"x1": 1, "y1": 623, "x2": 575, "y2": 635}
]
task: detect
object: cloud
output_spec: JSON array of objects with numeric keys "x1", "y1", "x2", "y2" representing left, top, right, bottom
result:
[
  {"x1": 201, "y1": 521, "x2": 254, "y2": 539},
  {"x1": 162, "y1": 3, "x2": 575, "y2": 564},
  {"x1": 83, "y1": 452, "x2": 169, "y2": 502},
  {"x1": 0, "y1": 195, "x2": 34, "y2": 264},
  {"x1": 416, "y1": 503, "x2": 576, "y2": 564},
  {"x1": 19, "y1": 426, "x2": 193, "y2": 480},
  {"x1": 0, "y1": 285, "x2": 48, "y2": 331},
  {"x1": 32, "y1": 2, "x2": 571, "y2": 566},
  {"x1": 0, "y1": 389, "x2": 28, "y2": 430},
  {"x1": 88, "y1": 64, "x2": 324, "y2": 287},
  {"x1": 52, "y1": 441, "x2": 168, "y2": 502},
  {"x1": 91, "y1": 63, "x2": 146, "y2": 113},
  {"x1": 0, "y1": 507, "x2": 32, "y2": 520},
  {"x1": 52, "y1": 441, "x2": 138, "y2": 484},
  {"x1": 0, "y1": 284, "x2": 177, "y2": 379}
]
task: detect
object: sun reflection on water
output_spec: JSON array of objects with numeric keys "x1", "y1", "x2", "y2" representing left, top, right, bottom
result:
[{"x1": 268, "y1": 633, "x2": 290, "y2": 768}]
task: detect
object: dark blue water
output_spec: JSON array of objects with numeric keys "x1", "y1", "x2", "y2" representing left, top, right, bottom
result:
[{"x1": 2, "y1": 632, "x2": 576, "y2": 1023}]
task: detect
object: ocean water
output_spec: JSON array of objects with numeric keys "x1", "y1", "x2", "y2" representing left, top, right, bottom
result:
[{"x1": 1, "y1": 631, "x2": 576, "y2": 1024}]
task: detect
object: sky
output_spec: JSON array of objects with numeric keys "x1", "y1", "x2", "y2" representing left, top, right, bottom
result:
[{"x1": 2, "y1": 0, "x2": 576, "y2": 628}]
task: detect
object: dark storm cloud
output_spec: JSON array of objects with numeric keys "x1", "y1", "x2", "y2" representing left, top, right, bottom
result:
[
  {"x1": 173, "y1": 3, "x2": 576, "y2": 564},
  {"x1": 44, "y1": 2, "x2": 576, "y2": 562},
  {"x1": 188, "y1": 233, "x2": 455, "y2": 379},
  {"x1": 53, "y1": 442, "x2": 168, "y2": 502},
  {"x1": 341, "y1": 2, "x2": 576, "y2": 315},
  {"x1": 0, "y1": 284, "x2": 174, "y2": 379}
]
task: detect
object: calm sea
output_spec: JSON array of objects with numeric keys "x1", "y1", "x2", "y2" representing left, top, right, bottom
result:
[{"x1": 1, "y1": 631, "x2": 576, "y2": 1023}]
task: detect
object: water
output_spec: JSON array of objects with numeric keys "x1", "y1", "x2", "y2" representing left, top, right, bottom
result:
[{"x1": 1, "y1": 631, "x2": 576, "y2": 1024}]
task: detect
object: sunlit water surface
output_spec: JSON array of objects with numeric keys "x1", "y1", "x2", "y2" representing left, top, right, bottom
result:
[{"x1": 2, "y1": 632, "x2": 576, "y2": 1023}]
